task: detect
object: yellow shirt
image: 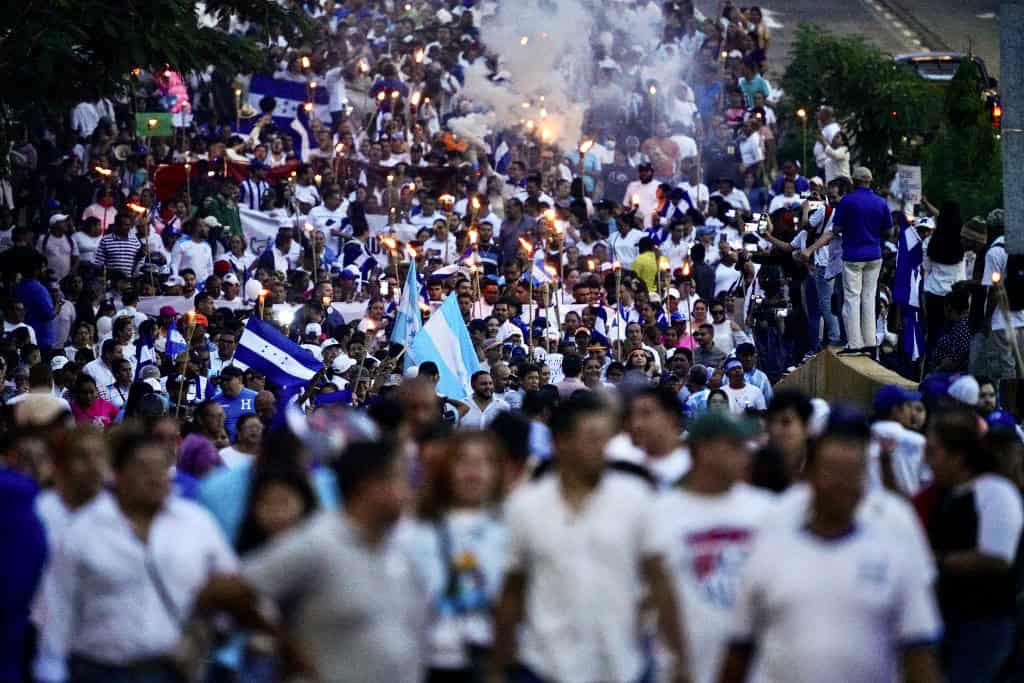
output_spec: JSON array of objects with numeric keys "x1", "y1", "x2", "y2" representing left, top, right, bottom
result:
[{"x1": 633, "y1": 251, "x2": 658, "y2": 292}]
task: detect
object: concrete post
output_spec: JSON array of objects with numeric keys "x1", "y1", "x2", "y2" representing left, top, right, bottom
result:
[{"x1": 1002, "y1": 0, "x2": 1024, "y2": 254}]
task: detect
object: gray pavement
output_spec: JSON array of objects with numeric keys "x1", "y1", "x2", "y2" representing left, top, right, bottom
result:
[
  {"x1": 694, "y1": 0, "x2": 1001, "y2": 80},
  {"x1": 881, "y1": 0, "x2": 1001, "y2": 77}
]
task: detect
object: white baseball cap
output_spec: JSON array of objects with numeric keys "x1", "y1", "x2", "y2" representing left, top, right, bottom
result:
[{"x1": 49, "y1": 213, "x2": 70, "y2": 226}]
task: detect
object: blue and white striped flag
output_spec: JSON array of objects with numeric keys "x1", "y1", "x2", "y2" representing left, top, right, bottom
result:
[
  {"x1": 135, "y1": 327, "x2": 157, "y2": 380},
  {"x1": 243, "y1": 76, "x2": 330, "y2": 161},
  {"x1": 391, "y1": 258, "x2": 423, "y2": 347},
  {"x1": 165, "y1": 319, "x2": 188, "y2": 360},
  {"x1": 531, "y1": 250, "x2": 554, "y2": 286},
  {"x1": 489, "y1": 132, "x2": 511, "y2": 175},
  {"x1": 234, "y1": 316, "x2": 321, "y2": 392},
  {"x1": 405, "y1": 292, "x2": 482, "y2": 401}
]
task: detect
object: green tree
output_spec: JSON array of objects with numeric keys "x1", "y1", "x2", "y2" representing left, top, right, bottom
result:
[
  {"x1": 921, "y1": 62, "x2": 1003, "y2": 219},
  {"x1": 781, "y1": 23, "x2": 939, "y2": 178},
  {"x1": 0, "y1": 0, "x2": 308, "y2": 117}
]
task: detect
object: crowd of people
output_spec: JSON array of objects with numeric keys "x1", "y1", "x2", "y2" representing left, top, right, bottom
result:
[{"x1": 2, "y1": 0, "x2": 1024, "y2": 681}]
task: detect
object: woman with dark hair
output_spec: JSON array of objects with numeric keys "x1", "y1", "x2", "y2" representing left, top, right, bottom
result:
[
  {"x1": 120, "y1": 379, "x2": 154, "y2": 420},
  {"x1": 920, "y1": 408, "x2": 1023, "y2": 682},
  {"x1": 235, "y1": 465, "x2": 319, "y2": 556},
  {"x1": 707, "y1": 388, "x2": 731, "y2": 413},
  {"x1": 923, "y1": 201, "x2": 966, "y2": 344},
  {"x1": 407, "y1": 431, "x2": 506, "y2": 683}
]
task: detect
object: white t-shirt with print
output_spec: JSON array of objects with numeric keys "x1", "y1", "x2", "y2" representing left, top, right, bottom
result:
[{"x1": 654, "y1": 484, "x2": 777, "y2": 683}]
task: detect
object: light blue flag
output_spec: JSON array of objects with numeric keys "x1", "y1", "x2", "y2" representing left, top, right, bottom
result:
[
  {"x1": 405, "y1": 292, "x2": 482, "y2": 401},
  {"x1": 390, "y1": 258, "x2": 423, "y2": 347}
]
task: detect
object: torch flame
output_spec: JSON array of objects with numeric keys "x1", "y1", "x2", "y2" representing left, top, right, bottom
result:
[
  {"x1": 631, "y1": 194, "x2": 640, "y2": 207},
  {"x1": 382, "y1": 237, "x2": 397, "y2": 251},
  {"x1": 518, "y1": 237, "x2": 533, "y2": 255},
  {"x1": 301, "y1": 56, "x2": 310, "y2": 69},
  {"x1": 414, "y1": 48, "x2": 424, "y2": 64},
  {"x1": 579, "y1": 139, "x2": 594, "y2": 154},
  {"x1": 405, "y1": 245, "x2": 419, "y2": 259},
  {"x1": 468, "y1": 229, "x2": 479, "y2": 245},
  {"x1": 390, "y1": 90, "x2": 400, "y2": 100},
  {"x1": 471, "y1": 197, "x2": 480, "y2": 210},
  {"x1": 411, "y1": 91, "x2": 421, "y2": 106},
  {"x1": 587, "y1": 258, "x2": 596, "y2": 271},
  {"x1": 377, "y1": 91, "x2": 386, "y2": 102},
  {"x1": 543, "y1": 209, "x2": 556, "y2": 223},
  {"x1": 95, "y1": 166, "x2": 112, "y2": 176},
  {"x1": 303, "y1": 102, "x2": 314, "y2": 112},
  {"x1": 648, "y1": 85, "x2": 657, "y2": 95},
  {"x1": 613, "y1": 260, "x2": 622, "y2": 270},
  {"x1": 520, "y1": 36, "x2": 529, "y2": 46},
  {"x1": 127, "y1": 202, "x2": 147, "y2": 214},
  {"x1": 682, "y1": 262, "x2": 691, "y2": 277},
  {"x1": 993, "y1": 271, "x2": 1003, "y2": 284}
]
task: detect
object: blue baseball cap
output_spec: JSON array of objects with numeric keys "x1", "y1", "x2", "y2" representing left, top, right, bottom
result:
[
  {"x1": 873, "y1": 385, "x2": 921, "y2": 417},
  {"x1": 987, "y1": 410, "x2": 1018, "y2": 430}
]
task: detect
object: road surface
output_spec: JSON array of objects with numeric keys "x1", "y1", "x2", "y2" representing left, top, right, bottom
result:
[{"x1": 695, "y1": 0, "x2": 1001, "y2": 80}]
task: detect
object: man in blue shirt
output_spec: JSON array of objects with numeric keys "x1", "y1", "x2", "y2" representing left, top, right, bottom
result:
[
  {"x1": 833, "y1": 166, "x2": 891, "y2": 355},
  {"x1": 212, "y1": 366, "x2": 257, "y2": 441}
]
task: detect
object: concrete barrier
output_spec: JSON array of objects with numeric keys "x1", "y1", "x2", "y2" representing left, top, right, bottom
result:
[{"x1": 774, "y1": 349, "x2": 918, "y2": 409}]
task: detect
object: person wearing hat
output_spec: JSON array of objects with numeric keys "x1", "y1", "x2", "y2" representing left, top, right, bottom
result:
[
  {"x1": 654, "y1": 408, "x2": 771, "y2": 683},
  {"x1": 219, "y1": 272, "x2": 243, "y2": 303},
  {"x1": 721, "y1": 405, "x2": 942, "y2": 683},
  {"x1": 834, "y1": 166, "x2": 891, "y2": 356},
  {"x1": 169, "y1": 214, "x2": 215, "y2": 283},
  {"x1": 36, "y1": 214, "x2": 78, "y2": 281},
  {"x1": 869, "y1": 384, "x2": 928, "y2": 496},
  {"x1": 721, "y1": 357, "x2": 766, "y2": 413},
  {"x1": 212, "y1": 366, "x2": 258, "y2": 443}
]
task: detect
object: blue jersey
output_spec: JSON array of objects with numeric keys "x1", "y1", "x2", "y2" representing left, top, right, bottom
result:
[{"x1": 213, "y1": 388, "x2": 258, "y2": 442}]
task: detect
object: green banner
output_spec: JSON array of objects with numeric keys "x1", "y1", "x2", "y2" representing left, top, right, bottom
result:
[{"x1": 135, "y1": 112, "x2": 174, "y2": 137}]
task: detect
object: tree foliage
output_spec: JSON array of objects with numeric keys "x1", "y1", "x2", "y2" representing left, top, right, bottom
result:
[
  {"x1": 0, "y1": 0, "x2": 309, "y2": 117},
  {"x1": 921, "y1": 62, "x2": 1003, "y2": 219},
  {"x1": 781, "y1": 23, "x2": 939, "y2": 178}
]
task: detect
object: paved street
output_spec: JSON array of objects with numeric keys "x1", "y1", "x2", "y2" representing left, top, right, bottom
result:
[{"x1": 695, "y1": 0, "x2": 1002, "y2": 80}]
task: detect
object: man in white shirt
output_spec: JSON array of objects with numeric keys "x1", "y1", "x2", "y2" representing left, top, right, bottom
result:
[
  {"x1": 622, "y1": 163, "x2": 660, "y2": 228},
  {"x1": 721, "y1": 358, "x2": 766, "y2": 413},
  {"x1": 35, "y1": 427, "x2": 237, "y2": 683},
  {"x1": 410, "y1": 195, "x2": 444, "y2": 231},
  {"x1": 490, "y1": 392, "x2": 691, "y2": 683},
  {"x1": 422, "y1": 219, "x2": 459, "y2": 265},
  {"x1": 81, "y1": 340, "x2": 122, "y2": 402},
  {"x1": 608, "y1": 220, "x2": 646, "y2": 268},
  {"x1": 655, "y1": 411, "x2": 775, "y2": 683},
  {"x1": 719, "y1": 412, "x2": 942, "y2": 683},
  {"x1": 308, "y1": 187, "x2": 350, "y2": 253},
  {"x1": 169, "y1": 216, "x2": 215, "y2": 282},
  {"x1": 869, "y1": 385, "x2": 930, "y2": 496},
  {"x1": 678, "y1": 163, "x2": 709, "y2": 214},
  {"x1": 461, "y1": 370, "x2": 510, "y2": 429},
  {"x1": 662, "y1": 218, "x2": 696, "y2": 270},
  {"x1": 622, "y1": 386, "x2": 691, "y2": 488},
  {"x1": 36, "y1": 214, "x2": 78, "y2": 281},
  {"x1": 710, "y1": 178, "x2": 751, "y2": 215}
]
